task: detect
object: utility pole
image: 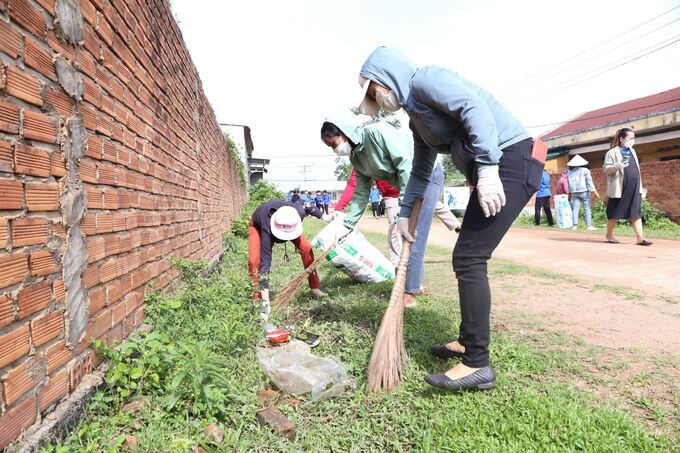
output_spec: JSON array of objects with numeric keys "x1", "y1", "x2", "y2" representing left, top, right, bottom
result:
[{"x1": 300, "y1": 164, "x2": 311, "y2": 183}]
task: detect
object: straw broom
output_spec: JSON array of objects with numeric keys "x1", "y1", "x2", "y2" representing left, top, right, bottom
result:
[
  {"x1": 367, "y1": 198, "x2": 423, "y2": 393},
  {"x1": 273, "y1": 242, "x2": 335, "y2": 309}
]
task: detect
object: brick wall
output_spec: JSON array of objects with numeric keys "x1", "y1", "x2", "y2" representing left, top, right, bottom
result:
[
  {"x1": 0, "y1": 0, "x2": 245, "y2": 447},
  {"x1": 549, "y1": 160, "x2": 680, "y2": 220}
]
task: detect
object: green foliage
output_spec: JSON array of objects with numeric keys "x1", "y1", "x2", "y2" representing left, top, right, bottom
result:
[
  {"x1": 224, "y1": 133, "x2": 247, "y2": 187},
  {"x1": 441, "y1": 154, "x2": 466, "y2": 186},
  {"x1": 349, "y1": 106, "x2": 401, "y2": 129},
  {"x1": 334, "y1": 157, "x2": 352, "y2": 181},
  {"x1": 44, "y1": 222, "x2": 673, "y2": 452},
  {"x1": 231, "y1": 180, "x2": 285, "y2": 238}
]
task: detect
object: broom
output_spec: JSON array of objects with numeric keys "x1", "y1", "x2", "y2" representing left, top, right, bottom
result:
[
  {"x1": 367, "y1": 197, "x2": 423, "y2": 393},
  {"x1": 273, "y1": 241, "x2": 335, "y2": 309}
]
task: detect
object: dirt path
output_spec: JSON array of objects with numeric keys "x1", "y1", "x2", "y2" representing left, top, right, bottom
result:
[{"x1": 357, "y1": 216, "x2": 680, "y2": 356}]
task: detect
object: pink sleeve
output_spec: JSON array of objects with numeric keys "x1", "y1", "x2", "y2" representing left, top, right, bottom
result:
[{"x1": 335, "y1": 169, "x2": 357, "y2": 211}]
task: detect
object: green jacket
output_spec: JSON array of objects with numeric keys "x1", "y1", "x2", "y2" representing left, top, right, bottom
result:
[{"x1": 325, "y1": 111, "x2": 413, "y2": 228}]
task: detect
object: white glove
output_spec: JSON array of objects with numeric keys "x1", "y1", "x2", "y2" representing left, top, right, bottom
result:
[
  {"x1": 614, "y1": 162, "x2": 628, "y2": 171},
  {"x1": 396, "y1": 217, "x2": 414, "y2": 242},
  {"x1": 321, "y1": 213, "x2": 333, "y2": 222},
  {"x1": 476, "y1": 165, "x2": 506, "y2": 217},
  {"x1": 332, "y1": 210, "x2": 344, "y2": 219},
  {"x1": 259, "y1": 289, "x2": 271, "y2": 323},
  {"x1": 310, "y1": 288, "x2": 326, "y2": 298}
]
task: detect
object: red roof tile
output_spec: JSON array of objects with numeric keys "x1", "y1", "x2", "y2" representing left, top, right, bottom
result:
[{"x1": 541, "y1": 86, "x2": 680, "y2": 139}]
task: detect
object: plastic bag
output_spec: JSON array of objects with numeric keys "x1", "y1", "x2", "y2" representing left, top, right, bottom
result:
[
  {"x1": 554, "y1": 194, "x2": 573, "y2": 228},
  {"x1": 311, "y1": 215, "x2": 394, "y2": 283},
  {"x1": 257, "y1": 340, "x2": 351, "y2": 400}
]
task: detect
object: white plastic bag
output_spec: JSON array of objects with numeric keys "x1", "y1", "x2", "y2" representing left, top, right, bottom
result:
[
  {"x1": 554, "y1": 194, "x2": 573, "y2": 229},
  {"x1": 311, "y1": 215, "x2": 394, "y2": 283},
  {"x1": 257, "y1": 341, "x2": 350, "y2": 400}
]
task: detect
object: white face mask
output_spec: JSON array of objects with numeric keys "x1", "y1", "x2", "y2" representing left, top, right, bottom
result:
[
  {"x1": 375, "y1": 89, "x2": 400, "y2": 112},
  {"x1": 622, "y1": 139, "x2": 635, "y2": 149},
  {"x1": 333, "y1": 141, "x2": 352, "y2": 156}
]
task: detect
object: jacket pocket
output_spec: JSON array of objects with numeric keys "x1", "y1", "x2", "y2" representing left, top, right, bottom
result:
[{"x1": 523, "y1": 154, "x2": 544, "y2": 196}]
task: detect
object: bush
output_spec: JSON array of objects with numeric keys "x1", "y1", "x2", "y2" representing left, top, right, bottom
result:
[{"x1": 232, "y1": 180, "x2": 284, "y2": 238}]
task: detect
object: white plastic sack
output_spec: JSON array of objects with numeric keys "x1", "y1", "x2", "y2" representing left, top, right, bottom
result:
[
  {"x1": 554, "y1": 194, "x2": 573, "y2": 229},
  {"x1": 257, "y1": 340, "x2": 350, "y2": 400},
  {"x1": 311, "y1": 215, "x2": 394, "y2": 283}
]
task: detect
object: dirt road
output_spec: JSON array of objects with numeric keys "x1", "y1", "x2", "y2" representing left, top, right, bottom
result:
[
  {"x1": 357, "y1": 216, "x2": 680, "y2": 299},
  {"x1": 357, "y1": 216, "x2": 680, "y2": 355}
]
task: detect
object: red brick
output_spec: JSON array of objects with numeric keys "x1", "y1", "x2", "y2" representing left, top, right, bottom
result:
[
  {"x1": 30, "y1": 310, "x2": 64, "y2": 346},
  {"x1": 111, "y1": 300, "x2": 125, "y2": 326},
  {"x1": 85, "y1": 187, "x2": 103, "y2": 209},
  {"x1": 23, "y1": 110, "x2": 57, "y2": 143},
  {"x1": 8, "y1": 0, "x2": 47, "y2": 38},
  {"x1": 24, "y1": 37, "x2": 57, "y2": 81},
  {"x1": 0, "y1": 324, "x2": 30, "y2": 368},
  {"x1": 3, "y1": 358, "x2": 43, "y2": 405},
  {"x1": 104, "y1": 235, "x2": 119, "y2": 256},
  {"x1": 44, "y1": 88, "x2": 73, "y2": 118},
  {"x1": 26, "y1": 182, "x2": 59, "y2": 211},
  {"x1": 95, "y1": 11, "x2": 113, "y2": 47},
  {"x1": 96, "y1": 213, "x2": 113, "y2": 233},
  {"x1": 0, "y1": 100, "x2": 21, "y2": 134},
  {"x1": 52, "y1": 279, "x2": 65, "y2": 304},
  {"x1": 0, "y1": 179, "x2": 24, "y2": 210},
  {"x1": 100, "y1": 259, "x2": 116, "y2": 283},
  {"x1": 5, "y1": 65, "x2": 43, "y2": 107},
  {"x1": 86, "y1": 236, "x2": 105, "y2": 262},
  {"x1": 80, "y1": 0, "x2": 97, "y2": 27},
  {"x1": 38, "y1": 368, "x2": 69, "y2": 413},
  {"x1": 82, "y1": 264, "x2": 99, "y2": 289},
  {"x1": 75, "y1": 49, "x2": 97, "y2": 80},
  {"x1": 88, "y1": 287, "x2": 106, "y2": 312},
  {"x1": 30, "y1": 249, "x2": 58, "y2": 276},
  {"x1": 14, "y1": 143, "x2": 51, "y2": 177},
  {"x1": 0, "y1": 294, "x2": 14, "y2": 328},
  {"x1": 81, "y1": 213, "x2": 96, "y2": 235},
  {"x1": 85, "y1": 135, "x2": 102, "y2": 159},
  {"x1": 12, "y1": 216, "x2": 49, "y2": 247},
  {"x1": 0, "y1": 252, "x2": 29, "y2": 290},
  {"x1": 50, "y1": 151, "x2": 67, "y2": 178},
  {"x1": 82, "y1": 76, "x2": 100, "y2": 107},
  {"x1": 103, "y1": 190, "x2": 118, "y2": 209},
  {"x1": 0, "y1": 395, "x2": 37, "y2": 450},
  {"x1": 0, "y1": 140, "x2": 14, "y2": 172},
  {"x1": 33, "y1": 0, "x2": 55, "y2": 15},
  {"x1": 17, "y1": 280, "x2": 50, "y2": 318},
  {"x1": 93, "y1": 308, "x2": 111, "y2": 337},
  {"x1": 46, "y1": 30, "x2": 74, "y2": 61},
  {"x1": 48, "y1": 222, "x2": 65, "y2": 240},
  {"x1": 0, "y1": 19, "x2": 22, "y2": 59},
  {"x1": 44, "y1": 339, "x2": 71, "y2": 373},
  {"x1": 78, "y1": 104, "x2": 97, "y2": 131}
]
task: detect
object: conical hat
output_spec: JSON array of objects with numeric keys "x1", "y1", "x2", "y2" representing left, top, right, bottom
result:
[{"x1": 567, "y1": 155, "x2": 588, "y2": 166}]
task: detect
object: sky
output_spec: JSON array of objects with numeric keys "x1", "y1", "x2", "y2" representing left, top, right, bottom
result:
[{"x1": 172, "y1": 0, "x2": 680, "y2": 192}]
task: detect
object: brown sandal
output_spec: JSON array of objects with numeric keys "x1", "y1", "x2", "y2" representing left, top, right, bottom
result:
[{"x1": 636, "y1": 239, "x2": 653, "y2": 246}]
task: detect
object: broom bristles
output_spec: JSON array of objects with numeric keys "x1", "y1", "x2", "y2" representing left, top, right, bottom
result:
[
  {"x1": 367, "y1": 197, "x2": 422, "y2": 393},
  {"x1": 273, "y1": 242, "x2": 335, "y2": 308}
]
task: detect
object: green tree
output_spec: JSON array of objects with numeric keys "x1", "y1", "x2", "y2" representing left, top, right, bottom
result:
[
  {"x1": 441, "y1": 154, "x2": 466, "y2": 186},
  {"x1": 334, "y1": 157, "x2": 352, "y2": 181},
  {"x1": 350, "y1": 107, "x2": 401, "y2": 129}
]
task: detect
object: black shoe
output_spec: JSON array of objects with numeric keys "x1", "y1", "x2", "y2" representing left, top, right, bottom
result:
[
  {"x1": 424, "y1": 366, "x2": 496, "y2": 391},
  {"x1": 430, "y1": 344, "x2": 464, "y2": 360}
]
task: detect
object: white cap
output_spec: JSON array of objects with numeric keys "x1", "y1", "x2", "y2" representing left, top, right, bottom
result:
[
  {"x1": 270, "y1": 206, "x2": 303, "y2": 241},
  {"x1": 567, "y1": 155, "x2": 588, "y2": 167},
  {"x1": 358, "y1": 76, "x2": 379, "y2": 116}
]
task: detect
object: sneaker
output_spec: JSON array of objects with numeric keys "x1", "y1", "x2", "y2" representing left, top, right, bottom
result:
[
  {"x1": 586, "y1": 226, "x2": 596, "y2": 231},
  {"x1": 571, "y1": 225, "x2": 578, "y2": 230}
]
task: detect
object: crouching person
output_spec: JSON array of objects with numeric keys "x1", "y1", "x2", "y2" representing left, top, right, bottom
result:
[{"x1": 248, "y1": 199, "x2": 330, "y2": 316}]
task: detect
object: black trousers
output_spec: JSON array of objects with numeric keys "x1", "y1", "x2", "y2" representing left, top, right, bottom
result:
[
  {"x1": 371, "y1": 202, "x2": 379, "y2": 217},
  {"x1": 534, "y1": 196, "x2": 554, "y2": 225},
  {"x1": 323, "y1": 204, "x2": 329, "y2": 214},
  {"x1": 453, "y1": 138, "x2": 543, "y2": 367}
]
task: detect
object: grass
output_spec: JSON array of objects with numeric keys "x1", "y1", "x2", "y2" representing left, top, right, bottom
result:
[{"x1": 42, "y1": 218, "x2": 676, "y2": 452}]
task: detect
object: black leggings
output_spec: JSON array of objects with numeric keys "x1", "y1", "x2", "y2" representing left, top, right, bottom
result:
[
  {"x1": 453, "y1": 138, "x2": 543, "y2": 367},
  {"x1": 534, "y1": 196, "x2": 554, "y2": 225}
]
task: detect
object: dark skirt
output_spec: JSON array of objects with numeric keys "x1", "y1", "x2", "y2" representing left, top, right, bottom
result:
[{"x1": 606, "y1": 161, "x2": 642, "y2": 220}]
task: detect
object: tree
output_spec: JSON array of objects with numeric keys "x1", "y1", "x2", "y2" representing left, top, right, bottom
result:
[
  {"x1": 334, "y1": 157, "x2": 352, "y2": 181},
  {"x1": 441, "y1": 154, "x2": 466, "y2": 186},
  {"x1": 350, "y1": 107, "x2": 401, "y2": 129}
]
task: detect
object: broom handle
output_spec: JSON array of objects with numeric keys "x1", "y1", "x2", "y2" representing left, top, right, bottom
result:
[{"x1": 406, "y1": 198, "x2": 423, "y2": 238}]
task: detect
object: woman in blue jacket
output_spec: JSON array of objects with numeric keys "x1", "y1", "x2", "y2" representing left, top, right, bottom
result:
[{"x1": 358, "y1": 47, "x2": 543, "y2": 391}]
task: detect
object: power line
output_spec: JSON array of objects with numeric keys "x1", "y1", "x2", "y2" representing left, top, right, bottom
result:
[
  {"x1": 501, "y1": 15, "x2": 680, "y2": 97},
  {"x1": 511, "y1": 34, "x2": 680, "y2": 107},
  {"x1": 498, "y1": 4, "x2": 680, "y2": 94},
  {"x1": 525, "y1": 96, "x2": 680, "y2": 129}
]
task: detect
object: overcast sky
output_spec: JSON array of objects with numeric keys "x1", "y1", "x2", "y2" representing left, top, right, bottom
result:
[{"x1": 172, "y1": 0, "x2": 680, "y2": 192}]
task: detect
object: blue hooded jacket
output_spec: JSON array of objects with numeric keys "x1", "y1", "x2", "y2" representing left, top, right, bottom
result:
[{"x1": 360, "y1": 47, "x2": 530, "y2": 218}]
